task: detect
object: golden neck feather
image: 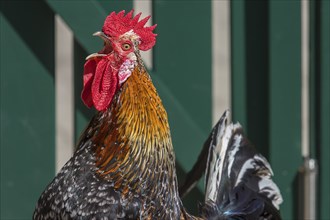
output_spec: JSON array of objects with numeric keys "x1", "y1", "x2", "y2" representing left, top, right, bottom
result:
[
  {"x1": 89, "y1": 67, "x2": 177, "y2": 194},
  {"x1": 116, "y1": 66, "x2": 171, "y2": 152}
]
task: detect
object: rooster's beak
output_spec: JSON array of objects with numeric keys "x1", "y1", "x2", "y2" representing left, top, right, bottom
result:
[{"x1": 86, "y1": 31, "x2": 113, "y2": 60}]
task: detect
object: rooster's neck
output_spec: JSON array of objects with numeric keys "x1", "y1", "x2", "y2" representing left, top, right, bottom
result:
[{"x1": 87, "y1": 67, "x2": 182, "y2": 216}]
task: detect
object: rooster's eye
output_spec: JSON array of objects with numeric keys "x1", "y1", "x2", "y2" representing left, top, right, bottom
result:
[{"x1": 122, "y1": 43, "x2": 132, "y2": 51}]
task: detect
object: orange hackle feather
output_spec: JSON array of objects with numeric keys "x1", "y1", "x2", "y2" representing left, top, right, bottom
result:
[{"x1": 88, "y1": 66, "x2": 173, "y2": 199}]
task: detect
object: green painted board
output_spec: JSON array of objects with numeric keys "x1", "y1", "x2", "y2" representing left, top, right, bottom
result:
[
  {"x1": 318, "y1": 1, "x2": 330, "y2": 219},
  {"x1": 231, "y1": 1, "x2": 304, "y2": 218},
  {"x1": 231, "y1": 0, "x2": 247, "y2": 128},
  {"x1": 153, "y1": 0, "x2": 212, "y2": 172},
  {"x1": 231, "y1": 0, "x2": 270, "y2": 158},
  {"x1": 269, "y1": 1, "x2": 302, "y2": 219},
  {"x1": 0, "y1": 1, "x2": 55, "y2": 218}
]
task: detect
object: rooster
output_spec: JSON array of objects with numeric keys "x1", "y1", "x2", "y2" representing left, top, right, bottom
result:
[{"x1": 33, "y1": 10, "x2": 282, "y2": 219}]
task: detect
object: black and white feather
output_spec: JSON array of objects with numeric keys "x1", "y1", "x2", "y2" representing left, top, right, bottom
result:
[
  {"x1": 33, "y1": 141, "x2": 141, "y2": 220},
  {"x1": 200, "y1": 110, "x2": 283, "y2": 219}
]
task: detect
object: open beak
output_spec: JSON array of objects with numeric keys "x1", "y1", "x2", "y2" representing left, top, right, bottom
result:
[{"x1": 85, "y1": 31, "x2": 113, "y2": 60}]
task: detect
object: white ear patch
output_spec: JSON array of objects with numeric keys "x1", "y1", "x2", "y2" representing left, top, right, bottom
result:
[{"x1": 118, "y1": 57, "x2": 136, "y2": 85}]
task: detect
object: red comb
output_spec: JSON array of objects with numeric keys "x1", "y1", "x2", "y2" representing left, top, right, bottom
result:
[{"x1": 102, "y1": 10, "x2": 157, "y2": 51}]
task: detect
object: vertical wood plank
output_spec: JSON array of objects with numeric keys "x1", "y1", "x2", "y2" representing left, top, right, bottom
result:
[
  {"x1": 316, "y1": 1, "x2": 330, "y2": 219},
  {"x1": 268, "y1": 1, "x2": 302, "y2": 219},
  {"x1": 212, "y1": 0, "x2": 231, "y2": 124},
  {"x1": 0, "y1": 1, "x2": 55, "y2": 218},
  {"x1": 153, "y1": 0, "x2": 212, "y2": 172},
  {"x1": 231, "y1": 0, "x2": 247, "y2": 127},
  {"x1": 55, "y1": 15, "x2": 74, "y2": 172}
]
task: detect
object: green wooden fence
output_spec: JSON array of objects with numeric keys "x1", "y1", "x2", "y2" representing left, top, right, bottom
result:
[
  {"x1": 1, "y1": 1, "x2": 329, "y2": 219},
  {"x1": 232, "y1": 1, "x2": 303, "y2": 218},
  {"x1": 1, "y1": 1, "x2": 55, "y2": 218},
  {"x1": 231, "y1": 1, "x2": 329, "y2": 219}
]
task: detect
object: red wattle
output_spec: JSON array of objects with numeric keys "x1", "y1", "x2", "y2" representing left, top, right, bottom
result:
[
  {"x1": 81, "y1": 58, "x2": 118, "y2": 111},
  {"x1": 91, "y1": 59, "x2": 118, "y2": 111}
]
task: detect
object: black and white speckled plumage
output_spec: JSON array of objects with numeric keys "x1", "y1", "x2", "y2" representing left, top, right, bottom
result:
[{"x1": 33, "y1": 141, "x2": 142, "y2": 220}]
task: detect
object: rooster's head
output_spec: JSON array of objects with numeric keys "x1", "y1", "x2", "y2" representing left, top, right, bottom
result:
[{"x1": 81, "y1": 10, "x2": 157, "y2": 111}]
